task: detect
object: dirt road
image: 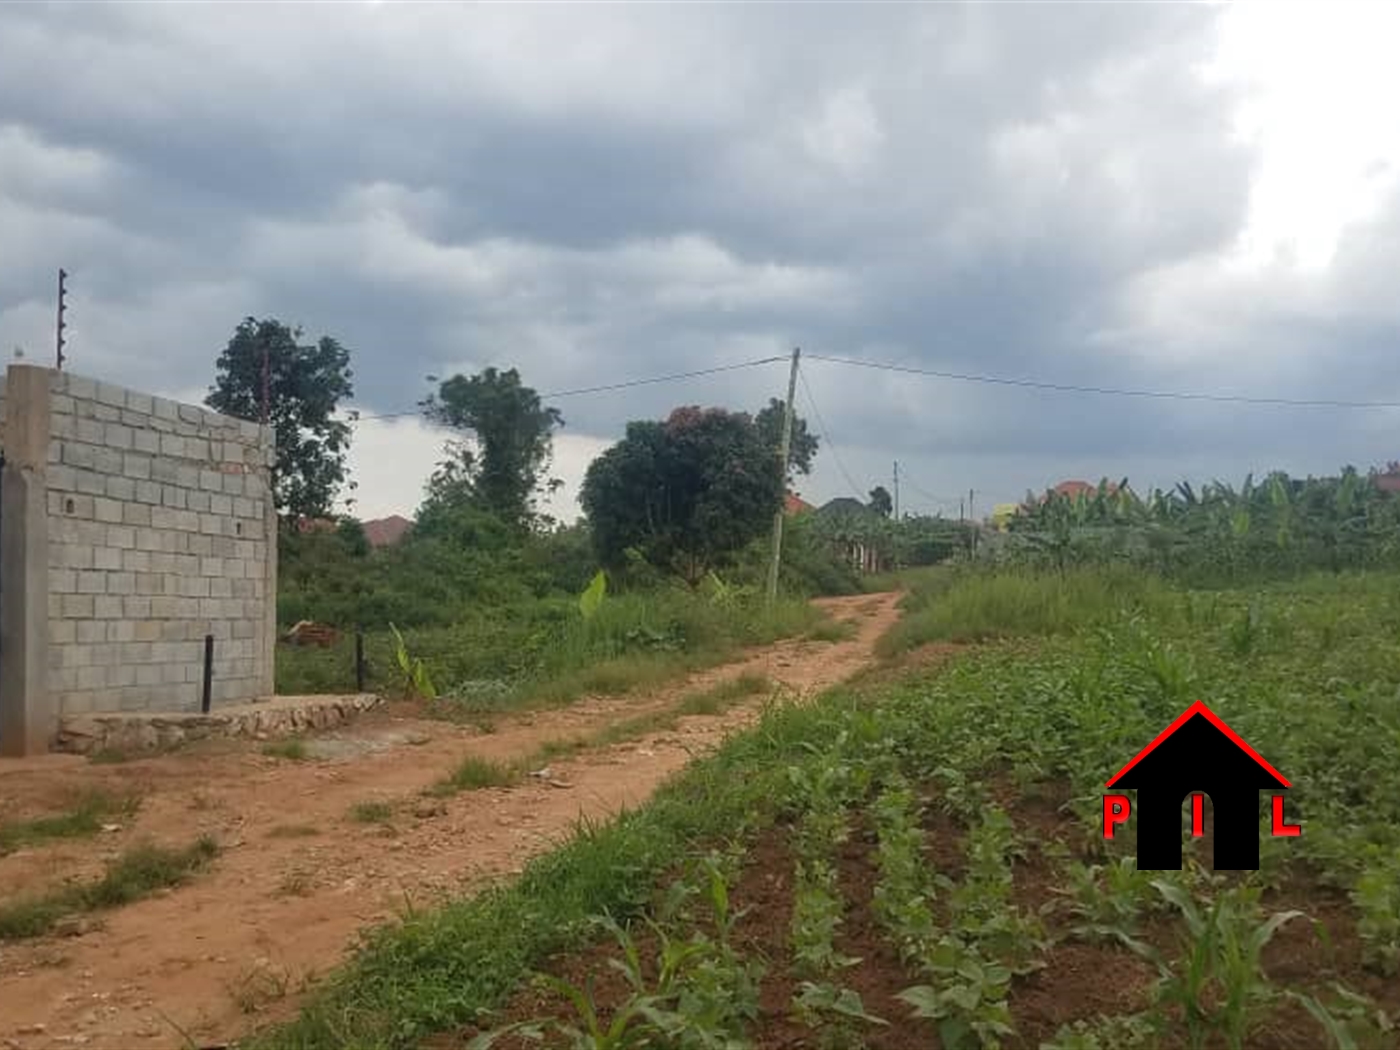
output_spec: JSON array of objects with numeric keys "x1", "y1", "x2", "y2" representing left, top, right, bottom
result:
[{"x1": 0, "y1": 592, "x2": 901, "y2": 1049}]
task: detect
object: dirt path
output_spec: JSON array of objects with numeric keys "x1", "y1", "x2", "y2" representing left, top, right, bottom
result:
[{"x1": 0, "y1": 592, "x2": 901, "y2": 1050}]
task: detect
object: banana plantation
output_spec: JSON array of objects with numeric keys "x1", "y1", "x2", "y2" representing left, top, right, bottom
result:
[{"x1": 1001, "y1": 467, "x2": 1400, "y2": 581}]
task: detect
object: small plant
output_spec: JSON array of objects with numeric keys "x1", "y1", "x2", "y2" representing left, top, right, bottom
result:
[
  {"x1": 261, "y1": 739, "x2": 309, "y2": 761},
  {"x1": 350, "y1": 800, "x2": 394, "y2": 824},
  {"x1": 899, "y1": 937, "x2": 1016, "y2": 1050},
  {"x1": 792, "y1": 980, "x2": 888, "y2": 1050},
  {"x1": 1042, "y1": 1013, "x2": 1155, "y2": 1050},
  {"x1": 1352, "y1": 861, "x2": 1400, "y2": 976},
  {"x1": 439, "y1": 756, "x2": 519, "y2": 793},
  {"x1": 578, "y1": 569, "x2": 607, "y2": 620},
  {"x1": 390, "y1": 622, "x2": 437, "y2": 700},
  {"x1": 0, "y1": 789, "x2": 141, "y2": 855}
]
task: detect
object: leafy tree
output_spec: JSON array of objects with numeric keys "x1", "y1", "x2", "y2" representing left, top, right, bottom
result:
[
  {"x1": 207, "y1": 318, "x2": 355, "y2": 521},
  {"x1": 419, "y1": 367, "x2": 563, "y2": 532},
  {"x1": 581, "y1": 406, "x2": 783, "y2": 585},
  {"x1": 755, "y1": 397, "x2": 819, "y2": 480},
  {"x1": 869, "y1": 485, "x2": 893, "y2": 518}
]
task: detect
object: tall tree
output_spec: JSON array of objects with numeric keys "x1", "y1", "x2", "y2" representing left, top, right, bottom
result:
[
  {"x1": 755, "y1": 397, "x2": 819, "y2": 481},
  {"x1": 207, "y1": 317, "x2": 354, "y2": 521},
  {"x1": 869, "y1": 485, "x2": 893, "y2": 517},
  {"x1": 581, "y1": 406, "x2": 783, "y2": 585},
  {"x1": 419, "y1": 367, "x2": 564, "y2": 532}
]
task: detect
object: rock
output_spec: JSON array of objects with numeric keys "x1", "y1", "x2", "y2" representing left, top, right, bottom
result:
[
  {"x1": 17, "y1": 1024, "x2": 45, "y2": 1035},
  {"x1": 412, "y1": 801, "x2": 446, "y2": 819},
  {"x1": 527, "y1": 766, "x2": 553, "y2": 779},
  {"x1": 546, "y1": 779, "x2": 573, "y2": 789},
  {"x1": 100, "y1": 824, "x2": 122, "y2": 833}
]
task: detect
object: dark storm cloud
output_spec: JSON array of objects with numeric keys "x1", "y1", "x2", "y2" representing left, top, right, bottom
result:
[{"x1": 1, "y1": 1, "x2": 1394, "y2": 515}]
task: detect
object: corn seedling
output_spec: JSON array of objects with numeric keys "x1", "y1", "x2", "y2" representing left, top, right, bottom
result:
[{"x1": 389, "y1": 623, "x2": 437, "y2": 700}]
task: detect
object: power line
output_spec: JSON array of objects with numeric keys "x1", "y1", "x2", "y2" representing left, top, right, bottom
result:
[
  {"x1": 351, "y1": 355, "x2": 787, "y2": 423},
  {"x1": 804, "y1": 353, "x2": 1400, "y2": 410},
  {"x1": 797, "y1": 366, "x2": 868, "y2": 501}
]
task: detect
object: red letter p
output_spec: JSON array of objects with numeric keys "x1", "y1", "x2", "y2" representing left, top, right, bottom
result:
[{"x1": 1103, "y1": 794, "x2": 1131, "y2": 839}]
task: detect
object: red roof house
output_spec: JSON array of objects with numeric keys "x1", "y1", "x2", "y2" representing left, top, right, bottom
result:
[
  {"x1": 362, "y1": 514, "x2": 412, "y2": 548},
  {"x1": 784, "y1": 492, "x2": 815, "y2": 516}
]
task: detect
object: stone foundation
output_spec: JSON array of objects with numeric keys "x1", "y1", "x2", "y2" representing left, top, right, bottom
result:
[{"x1": 54, "y1": 693, "x2": 382, "y2": 754}]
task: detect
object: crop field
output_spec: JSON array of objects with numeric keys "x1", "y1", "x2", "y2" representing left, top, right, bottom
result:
[{"x1": 262, "y1": 568, "x2": 1400, "y2": 1050}]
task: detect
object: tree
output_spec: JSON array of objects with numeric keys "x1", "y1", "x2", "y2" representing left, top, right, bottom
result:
[
  {"x1": 581, "y1": 406, "x2": 783, "y2": 585},
  {"x1": 419, "y1": 367, "x2": 564, "y2": 532},
  {"x1": 869, "y1": 485, "x2": 893, "y2": 517},
  {"x1": 755, "y1": 397, "x2": 819, "y2": 480},
  {"x1": 207, "y1": 317, "x2": 354, "y2": 522}
]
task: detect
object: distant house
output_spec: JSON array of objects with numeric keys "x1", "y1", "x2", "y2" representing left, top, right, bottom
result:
[
  {"x1": 815, "y1": 497, "x2": 888, "y2": 574},
  {"x1": 784, "y1": 491, "x2": 815, "y2": 517},
  {"x1": 1374, "y1": 465, "x2": 1400, "y2": 495},
  {"x1": 362, "y1": 514, "x2": 412, "y2": 548},
  {"x1": 1038, "y1": 479, "x2": 1120, "y2": 505},
  {"x1": 991, "y1": 503, "x2": 1021, "y2": 532}
]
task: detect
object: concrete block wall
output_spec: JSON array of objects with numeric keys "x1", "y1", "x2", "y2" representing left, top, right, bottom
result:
[{"x1": 0, "y1": 364, "x2": 277, "y2": 751}]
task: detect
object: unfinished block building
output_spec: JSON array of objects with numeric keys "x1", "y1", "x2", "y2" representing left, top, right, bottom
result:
[{"x1": 0, "y1": 363, "x2": 277, "y2": 756}]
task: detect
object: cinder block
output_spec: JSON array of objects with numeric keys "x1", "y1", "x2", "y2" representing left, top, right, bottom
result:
[
  {"x1": 186, "y1": 437, "x2": 210, "y2": 461},
  {"x1": 184, "y1": 576, "x2": 211, "y2": 599},
  {"x1": 76, "y1": 570, "x2": 106, "y2": 594},
  {"x1": 51, "y1": 413, "x2": 77, "y2": 440},
  {"x1": 200, "y1": 514, "x2": 224, "y2": 536},
  {"x1": 51, "y1": 620, "x2": 77, "y2": 645},
  {"x1": 188, "y1": 534, "x2": 213, "y2": 556},
  {"x1": 123, "y1": 550, "x2": 151, "y2": 573},
  {"x1": 134, "y1": 621, "x2": 161, "y2": 642},
  {"x1": 104, "y1": 423, "x2": 134, "y2": 450},
  {"x1": 77, "y1": 621, "x2": 106, "y2": 645},
  {"x1": 109, "y1": 664, "x2": 138, "y2": 688},
  {"x1": 212, "y1": 537, "x2": 237, "y2": 558},
  {"x1": 51, "y1": 394, "x2": 75, "y2": 415},
  {"x1": 178, "y1": 404, "x2": 204, "y2": 425},
  {"x1": 48, "y1": 464, "x2": 77, "y2": 492},
  {"x1": 222, "y1": 474, "x2": 244, "y2": 497},
  {"x1": 159, "y1": 433, "x2": 186, "y2": 458},
  {"x1": 133, "y1": 429, "x2": 160, "y2": 454},
  {"x1": 210, "y1": 577, "x2": 233, "y2": 598},
  {"x1": 107, "y1": 525, "x2": 136, "y2": 549},
  {"x1": 231, "y1": 497, "x2": 254, "y2": 520},
  {"x1": 153, "y1": 396, "x2": 179, "y2": 422},
  {"x1": 199, "y1": 468, "x2": 222, "y2": 492},
  {"x1": 77, "y1": 418, "x2": 104, "y2": 444},
  {"x1": 136, "y1": 572, "x2": 162, "y2": 595},
  {"x1": 187, "y1": 490, "x2": 212, "y2": 513},
  {"x1": 62, "y1": 443, "x2": 96, "y2": 470},
  {"x1": 92, "y1": 402, "x2": 120, "y2": 423},
  {"x1": 125, "y1": 597, "x2": 154, "y2": 620},
  {"x1": 95, "y1": 381, "x2": 127, "y2": 408},
  {"x1": 136, "y1": 528, "x2": 163, "y2": 552},
  {"x1": 108, "y1": 572, "x2": 136, "y2": 596},
  {"x1": 135, "y1": 480, "x2": 161, "y2": 504},
  {"x1": 50, "y1": 568, "x2": 77, "y2": 593},
  {"x1": 150, "y1": 507, "x2": 177, "y2": 531},
  {"x1": 75, "y1": 470, "x2": 107, "y2": 496},
  {"x1": 209, "y1": 495, "x2": 233, "y2": 518},
  {"x1": 151, "y1": 459, "x2": 179, "y2": 484},
  {"x1": 94, "y1": 595, "x2": 123, "y2": 619},
  {"x1": 136, "y1": 664, "x2": 163, "y2": 687},
  {"x1": 123, "y1": 503, "x2": 152, "y2": 527},
  {"x1": 59, "y1": 593, "x2": 91, "y2": 619},
  {"x1": 200, "y1": 556, "x2": 223, "y2": 577},
  {"x1": 127, "y1": 391, "x2": 154, "y2": 415},
  {"x1": 175, "y1": 465, "x2": 199, "y2": 488},
  {"x1": 94, "y1": 548, "x2": 122, "y2": 571},
  {"x1": 162, "y1": 485, "x2": 187, "y2": 510},
  {"x1": 106, "y1": 476, "x2": 136, "y2": 502},
  {"x1": 93, "y1": 498, "x2": 122, "y2": 524},
  {"x1": 92, "y1": 448, "x2": 123, "y2": 476},
  {"x1": 77, "y1": 665, "x2": 108, "y2": 691}
]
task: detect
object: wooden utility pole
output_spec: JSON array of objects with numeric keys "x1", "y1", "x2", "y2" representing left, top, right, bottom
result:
[
  {"x1": 261, "y1": 345, "x2": 271, "y2": 426},
  {"x1": 55, "y1": 268, "x2": 68, "y2": 371},
  {"x1": 766, "y1": 347, "x2": 801, "y2": 604},
  {"x1": 893, "y1": 460, "x2": 900, "y2": 520}
]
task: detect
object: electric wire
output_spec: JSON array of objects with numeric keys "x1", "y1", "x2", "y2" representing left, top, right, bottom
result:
[{"x1": 797, "y1": 365, "x2": 869, "y2": 502}]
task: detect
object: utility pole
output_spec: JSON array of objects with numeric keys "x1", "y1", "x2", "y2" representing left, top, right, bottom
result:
[
  {"x1": 766, "y1": 347, "x2": 801, "y2": 604},
  {"x1": 55, "y1": 268, "x2": 68, "y2": 371},
  {"x1": 969, "y1": 488, "x2": 977, "y2": 556},
  {"x1": 893, "y1": 460, "x2": 900, "y2": 521}
]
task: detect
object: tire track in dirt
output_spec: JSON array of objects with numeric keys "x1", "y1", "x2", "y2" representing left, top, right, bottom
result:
[{"x1": 0, "y1": 592, "x2": 902, "y2": 1049}]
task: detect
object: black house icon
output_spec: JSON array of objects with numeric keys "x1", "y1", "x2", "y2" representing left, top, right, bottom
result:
[{"x1": 1106, "y1": 701, "x2": 1290, "y2": 870}]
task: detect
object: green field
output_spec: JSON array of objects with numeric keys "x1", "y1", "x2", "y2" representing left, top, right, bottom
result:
[{"x1": 254, "y1": 566, "x2": 1400, "y2": 1049}]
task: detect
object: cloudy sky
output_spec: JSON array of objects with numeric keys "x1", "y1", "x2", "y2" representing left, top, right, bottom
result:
[{"x1": 3, "y1": 2, "x2": 1399, "y2": 522}]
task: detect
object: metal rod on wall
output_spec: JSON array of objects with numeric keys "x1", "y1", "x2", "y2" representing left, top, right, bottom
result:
[{"x1": 201, "y1": 635, "x2": 214, "y2": 714}]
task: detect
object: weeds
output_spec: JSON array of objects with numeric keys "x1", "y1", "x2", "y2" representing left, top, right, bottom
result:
[
  {"x1": 262, "y1": 739, "x2": 310, "y2": 761},
  {"x1": 0, "y1": 837, "x2": 220, "y2": 941},
  {"x1": 0, "y1": 789, "x2": 141, "y2": 855},
  {"x1": 351, "y1": 801, "x2": 395, "y2": 825}
]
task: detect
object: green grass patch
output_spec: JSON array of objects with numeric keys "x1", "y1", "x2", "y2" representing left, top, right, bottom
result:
[
  {"x1": 675, "y1": 673, "x2": 773, "y2": 716},
  {"x1": 0, "y1": 837, "x2": 220, "y2": 941},
  {"x1": 440, "y1": 756, "x2": 519, "y2": 793},
  {"x1": 805, "y1": 618, "x2": 858, "y2": 644},
  {"x1": 256, "y1": 570, "x2": 1400, "y2": 1049},
  {"x1": 876, "y1": 563, "x2": 1176, "y2": 656},
  {"x1": 0, "y1": 790, "x2": 141, "y2": 856},
  {"x1": 350, "y1": 801, "x2": 395, "y2": 825},
  {"x1": 262, "y1": 739, "x2": 311, "y2": 761}
]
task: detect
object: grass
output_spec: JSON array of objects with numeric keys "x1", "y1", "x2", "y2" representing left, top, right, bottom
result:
[
  {"x1": 0, "y1": 836, "x2": 220, "y2": 941},
  {"x1": 350, "y1": 801, "x2": 395, "y2": 825},
  {"x1": 439, "y1": 756, "x2": 519, "y2": 793},
  {"x1": 674, "y1": 673, "x2": 773, "y2": 716},
  {"x1": 805, "y1": 618, "x2": 858, "y2": 643},
  {"x1": 262, "y1": 739, "x2": 311, "y2": 761},
  {"x1": 277, "y1": 590, "x2": 820, "y2": 715},
  {"x1": 876, "y1": 563, "x2": 1175, "y2": 656},
  {"x1": 0, "y1": 789, "x2": 141, "y2": 855},
  {"x1": 254, "y1": 568, "x2": 1400, "y2": 1049}
]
